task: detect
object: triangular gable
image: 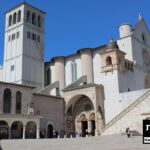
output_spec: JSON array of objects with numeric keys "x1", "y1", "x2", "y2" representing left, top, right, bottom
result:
[{"x1": 132, "y1": 18, "x2": 150, "y2": 37}]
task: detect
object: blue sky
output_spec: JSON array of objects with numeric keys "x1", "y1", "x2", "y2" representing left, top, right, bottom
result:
[{"x1": 0, "y1": 0, "x2": 150, "y2": 64}]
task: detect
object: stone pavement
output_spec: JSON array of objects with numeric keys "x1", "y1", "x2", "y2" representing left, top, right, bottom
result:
[{"x1": 0, "y1": 135, "x2": 150, "y2": 150}]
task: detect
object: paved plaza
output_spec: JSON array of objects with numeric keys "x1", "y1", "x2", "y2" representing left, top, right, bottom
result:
[{"x1": 0, "y1": 135, "x2": 150, "y2": 150}]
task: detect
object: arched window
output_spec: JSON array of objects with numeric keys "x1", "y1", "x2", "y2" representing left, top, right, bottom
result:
[
  {"x1": 142, "y1": 34, "x2": 145, "y2": 42},
  {"x1": 46, "y1": 68, "x2": 51, "y2": 85},
  {"x1": 8, "y1": 15, "x2": 12, "y2": 26},
  {"x1": 17, "y1": 10, "x2": 21, "y2": 22},
  {"x1": 32, "y1": 13, "x2": 36, "y2": 25},
  {"x1": 125, "y1": 62, "x2": 127, "y2": 68},
  {"x1": 106, "y1": 56, "x2": 112, "y2": 66},
  {"x1": 27, "y1": 10, "x2": 31, "y2": 22},
  {"x1": 71, "y1": 60, "x2": 77, "y2": 82},
  {"x1": 16, "y1": 91, "x2": 22, "y2": 114},
  {"x1": 38, "y1": 15, "x2": 41, "y2": 27},
  {"x1": 13, "y1": 12, "x2": 17, "y2": 24},
  {"x1": 3, "y1": 89, "x2": 11, "y2": 113}
]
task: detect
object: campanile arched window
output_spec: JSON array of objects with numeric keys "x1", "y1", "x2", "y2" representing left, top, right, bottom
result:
[
  {"x1": 27, "y1": 10, "x2": 31, "y2": 22},
  {"x1": 13, "y1": 12, "x2": 17, "y2": 24},
  {"x1": 17, "y1": 10, "x2": 21, "y2": 22},
  {"x1": 3, "y1": 89, "x2": 11, "y2": 113},
  {"x1": 8, "y1": 15, "x2": 12, "y2": 26},
  {"x1": 32, "y1": 13, "x2": 36, "y2": 25},
  {"x1": 16, "y1": 91, "x2": 22, "y2": 114},
  {"x1": 38, "y1": 15, "x2": 41, "y2": 27}
]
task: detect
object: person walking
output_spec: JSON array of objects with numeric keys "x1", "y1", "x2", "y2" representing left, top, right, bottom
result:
[{"x1": 126, "y1": 128, "x2": 131, "y2": 138}]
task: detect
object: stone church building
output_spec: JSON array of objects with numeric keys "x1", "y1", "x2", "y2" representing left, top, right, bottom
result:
[{"x1": 0, "y1": 2, "x2": 150, "y2": 139}]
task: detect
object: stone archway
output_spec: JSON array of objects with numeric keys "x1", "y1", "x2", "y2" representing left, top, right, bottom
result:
[
  {"x1": 11, "y1": 121, "x2": 23, "y2": 139},
  {"x1": 66, "y1": 95, "x2": 95, "y2": 137},
  {"x1": 25, "y1": 121, "x2": 37, "y2": 139},
  {"x1": 47, "y1": 124, "x2": 53, "y2": 138},
  {"x1": 0, "y1": 121, "x2": 9, "y2": 139}
]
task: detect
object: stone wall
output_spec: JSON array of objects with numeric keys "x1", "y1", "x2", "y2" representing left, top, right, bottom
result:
[
  {"x1": 33, "y1": 94, "x2": 65, "y2": 134},
  {"x1": 0, "y1": 82, "x2": 34, "y2": 115},
  {"x1": 101, "y1": 90, "x2": 150, "y2": 135}
]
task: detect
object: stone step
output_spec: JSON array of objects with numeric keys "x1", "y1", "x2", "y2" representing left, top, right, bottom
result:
[{"x1": 0, "y1": 135, "x2": 150, "y2": 150}]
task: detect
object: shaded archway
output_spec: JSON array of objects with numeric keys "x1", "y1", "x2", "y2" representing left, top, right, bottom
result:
[
  {"x1": 25, "y1": 121, "x2": 37, "y2": 139},
  {"x1": 47, "y1": 124, "x2": 53, "y2": 138},
  {"x1": 11, "y1": 121, "x2": 23, "y2": 139},
  {"x1": 0, "y1": 121, "x2": 9, "y2": 139}
]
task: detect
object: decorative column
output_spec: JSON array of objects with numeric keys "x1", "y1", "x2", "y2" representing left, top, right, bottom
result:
[
  {"x1": 95, "y1": 112, "x2": 99, "y2": 136},
  {"x1": 23, "y1": 125, "x2": 26, "y2": 139},
  {"x1": 79, "y1": 48, "x2": 94, "y2": 84},
  {"x1": 36, "y1": 126, "x2": 40, "y2": 139},
  {"x1": 8, "y1": 127, "x2": 11, "y2": 139},
  {"x1": 88, "y1": 121, "x2": 91, "y2": 134}
]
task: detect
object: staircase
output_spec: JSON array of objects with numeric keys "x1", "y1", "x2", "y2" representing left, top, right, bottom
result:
[{"x1": 101, "y1": 89, "x2": 150, "y2": 135}]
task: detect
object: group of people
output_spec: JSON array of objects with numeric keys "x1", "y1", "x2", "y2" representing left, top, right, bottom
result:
[{"x1": 40, "y1": 129, "x2": 59, "y2": 138}]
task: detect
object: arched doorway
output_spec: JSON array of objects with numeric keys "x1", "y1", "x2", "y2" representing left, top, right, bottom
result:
[
  {"x1": 25, "y1": 121, "x2": 37, "y2": 139},
  {"x1": 0, "y1": 121, "x2": 9, "y2": 139},
  {"x1": 66, "y1": 95, "x2": 94, "y2": 137},
  {"x1": 47, "y1": 124, "x2": 53, "y2": 138},
  {"x1": 80, "y1": 114, "x2": 88, "y2": 137},
  {"x1": 89, "y1": 113, "x2": 95, "y2": 136},
  {"x1": 11, "y1": 121, "x2": 23, "y2": 139}
]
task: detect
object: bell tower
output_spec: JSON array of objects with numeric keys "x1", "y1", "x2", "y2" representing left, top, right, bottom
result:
[
  {"x1": 3, "y1": 2, "x2": 45, "y2": 87},
  {"x1": 100, "y1": 39, "x2": 126, "y2": 73}
]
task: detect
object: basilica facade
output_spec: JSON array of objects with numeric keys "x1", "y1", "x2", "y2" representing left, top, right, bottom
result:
[{"x1": 0, "y1": 2, "x2": 150, "y2": 139}]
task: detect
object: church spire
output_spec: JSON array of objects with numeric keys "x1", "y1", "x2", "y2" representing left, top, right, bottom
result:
[{"x1": 138, "y1": 12, "x2": 143, "y2": 21}]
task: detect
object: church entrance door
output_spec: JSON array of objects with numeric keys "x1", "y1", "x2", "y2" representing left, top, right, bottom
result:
[
  {"x1": 47, "y1": 124, "x2": 53, "y2": 138},
  {"x1": 81, "y1": 121, "x2": 88, "y2": 137},
  {"x1": 91, "y1": 120, "x2": 95, "y2": 136}
]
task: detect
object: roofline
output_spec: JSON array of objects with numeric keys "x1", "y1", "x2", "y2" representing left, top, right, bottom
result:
[
  {"x1": 33, "y1": 93, "x2": 63, "y2": 99},
  {"x1": 47, "y1": 44, "x2": 107, "y2": 64},
  {"x1": 0, "y1": 81, "x2": 35, "y2": 89},
  {"x1": 119, "y1": 23, "x2": 132, "y2": 27},
  {"x1": 5, "y1": 2, "x2": 46, "y2": 14}
]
